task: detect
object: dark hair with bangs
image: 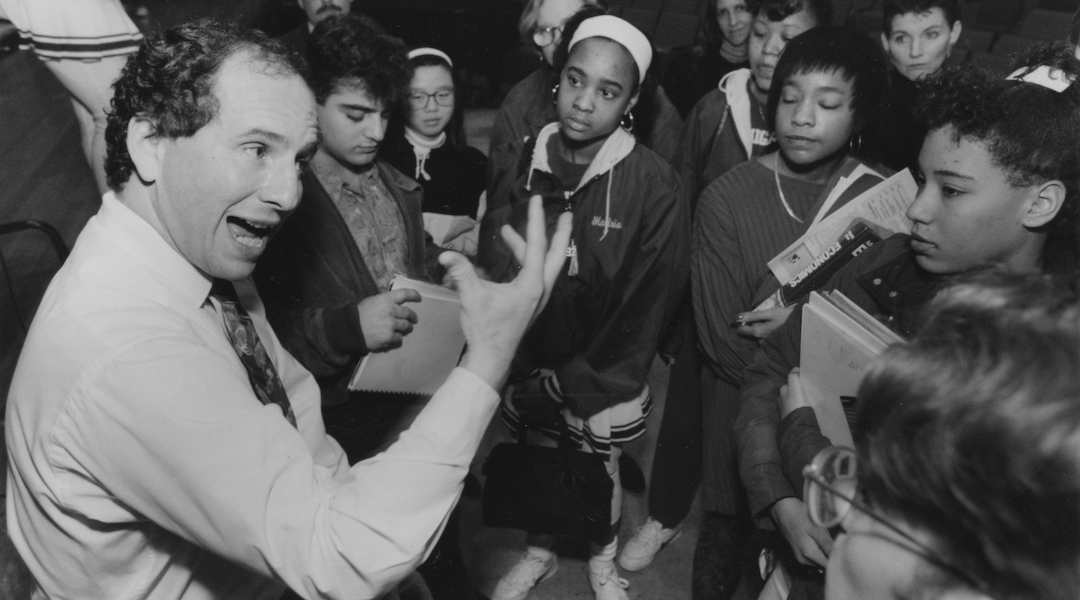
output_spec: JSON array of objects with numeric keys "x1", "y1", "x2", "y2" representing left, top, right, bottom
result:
[
  {"x1": 554, "y1": 6, "x2": 660, "y2": 145},
  {"x1": 854, "y1": 268, "x2": 1080, "y2": 599},
  {"x1": 916, "y1": 42, "x2": 1080, "y2": 278},
  {"x1": 882, "y1": 0, "x2": 961, "y2": 34},
  {"x1": 306, "y1": 13, "x2": 408, "y2": 107},
  {"x1": 104, "y1": 18, "x2": 309, "y2": 191},
  {"x1": 387, "y1": 51, "x2": 468, "y2": 150},
  {"x1": 748, "y1": 0, "x2": 831, "y2": 27},
  {"x1": 766, "y1": 26, "x2": 888, "y2": 162}
]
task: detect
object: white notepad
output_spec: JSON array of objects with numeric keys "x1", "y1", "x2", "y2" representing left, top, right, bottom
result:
[{"x1": 348, "y1": 275, "x2": 465, "y2": 395}]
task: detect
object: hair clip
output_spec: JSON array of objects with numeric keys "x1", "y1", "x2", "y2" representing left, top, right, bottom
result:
[{"x1": 1006, "y1": 65, "x2": 1075, "y2": 93}]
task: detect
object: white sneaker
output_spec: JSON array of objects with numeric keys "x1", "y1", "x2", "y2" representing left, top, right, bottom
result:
[
  {"x1": 588, "y1": 558, "x2": 630, "y2": 600},
  {"x1": 491, "y1": 547, "x2": 558, "y2": 600},
  {"x1": 618, "y1": 517, "x2": 682, "y2": 571}
]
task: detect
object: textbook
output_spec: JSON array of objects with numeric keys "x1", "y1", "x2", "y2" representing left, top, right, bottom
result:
[
  {"x1": 799, "y1": 290, "x2": 903, "y2": 447},
  {"x1": 769, "y1": 169, "x2": 917, "y2": 286},
  {"x1": 348, "y1": 275, "x2": 465, "y2": 395},
  {"x1": 754, "y1": 219, "x2": 883, "y2": 311}
]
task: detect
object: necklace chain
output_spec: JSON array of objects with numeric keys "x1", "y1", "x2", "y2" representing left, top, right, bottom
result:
[{"x1": 774, "y1": 154, "x2": 804, "y2": 224}]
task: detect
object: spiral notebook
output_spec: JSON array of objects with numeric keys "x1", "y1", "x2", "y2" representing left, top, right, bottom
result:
[{"x1": 348, "y1": 275, "x2": 465, "y2": 395}]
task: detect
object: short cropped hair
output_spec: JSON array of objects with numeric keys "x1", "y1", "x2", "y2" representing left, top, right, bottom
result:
[
  {"x1": 104, "y1": 18, "x2": 308, "y2": 191},
  {"x1": 517, "y1": 0, "x2": 606, "y2": 47},
  {"x1": 306, "y1": 14, "x2": 408, "y2": 107},
  {"x1": 916, "y1": 42, "x2": 1080, "y2": 276},
  {"x1": 855, "y1": 268, "x2": 1080, "y2": 599},
  {"x1": 881, "y1": 0, "x2": 961, "y2": 34},
  {"x1": 748, "y1": 0, "x2": 831, "y2": 27},
  {"x1": 766, "y1": 26, "x2": 888, "y2": 161}
]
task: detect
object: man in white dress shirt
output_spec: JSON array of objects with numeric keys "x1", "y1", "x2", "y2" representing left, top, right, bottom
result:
[{"x1": 5, "y1": 18, "x2": 569, "y2": 600}]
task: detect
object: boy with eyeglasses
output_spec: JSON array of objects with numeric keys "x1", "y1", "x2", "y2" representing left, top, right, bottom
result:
[
  {"x1": 801, "y1": 269, "x2": 1079, "y2": 600},
  {"x1": 735, "y1": 42, "x2": 1080, "y2": 598}
]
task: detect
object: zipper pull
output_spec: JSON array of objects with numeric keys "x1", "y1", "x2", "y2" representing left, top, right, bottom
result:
[{"x1": 567, "y1": 239, "x2": 578, "y2": 277}]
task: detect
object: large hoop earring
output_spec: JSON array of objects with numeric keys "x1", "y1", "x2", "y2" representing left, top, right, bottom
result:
[
  {"x1": 551, "y1": 83, "x2": 560, "y2": 105},
  {"x1": 848, "y1": 133, "x2": 862, "y2": 156},
  {"x1": 620, "y1": 111, "x2": 635, "y2": 132}
]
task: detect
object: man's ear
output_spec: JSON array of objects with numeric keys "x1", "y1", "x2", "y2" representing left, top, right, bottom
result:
[
  {"x1": 880, "y1": 31, "x2": 889, "y2": 54},
  {"x1": 947, "y1": 20, "x2": 963, "y2": 53},
  {"x1": 1023, "y1": 179, "x2": 1066, "y2": 229},
  {"x1": 126, "y1": 116, "x2": 162, "y2": 184}
]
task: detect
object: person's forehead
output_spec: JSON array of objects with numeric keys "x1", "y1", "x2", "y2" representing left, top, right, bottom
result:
[
  {"x1": 890, "y1": 8, "x2": 950, "y2": 32},
  {"x1": 326, "y1": 79, "x2": 385, "y2": 109},
  {"x1": 567, "y1": 37, "x2": 636, "y2": 85},
  {"x1": 411, "y1": 65, "x2": 454, "y2": 89},
  {"x1": 717, "y1": 0, "x2": 747, "y2": 11},
  {"x1": 210, "y1": 52, "x2": 317, "y2": 132},
  {"x1": 784, "y1": 70, "x2": 853, "y2": 94},
  {"x1": 537, "y1": 0, "x2": 585, "y2": 27}
]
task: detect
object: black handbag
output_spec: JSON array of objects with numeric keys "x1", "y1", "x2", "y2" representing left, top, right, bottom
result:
[{"x1": 481, "y1": 423, "x2": 614, "y2": 544}]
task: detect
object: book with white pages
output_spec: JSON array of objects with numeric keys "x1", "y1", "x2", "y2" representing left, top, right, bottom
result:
[
  {"x1": 348, "y1": 275, "x2": 465, "y2": 395},
  {"x1": 799, "y1": 290, "x2": 903, "y2": 447}
]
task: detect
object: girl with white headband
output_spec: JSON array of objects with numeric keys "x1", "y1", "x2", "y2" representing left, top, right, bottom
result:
[
  {"x1": 479, "y1": 13, "x2": 689, "y2": 600},
  {"x1": 486, "y1": 1, "x2": 684, "y2": 212},
  {"x1": 384, "y1": 47, "x2": 487, "y2": 256}
]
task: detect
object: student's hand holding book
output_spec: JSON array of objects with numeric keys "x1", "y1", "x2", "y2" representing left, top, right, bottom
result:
[
  {"x1": 732, "y1": 305, "x2": 796, "y2": 340},
  {"x1": 441, "y1": 195, "x2": 573, "y2": 390}
]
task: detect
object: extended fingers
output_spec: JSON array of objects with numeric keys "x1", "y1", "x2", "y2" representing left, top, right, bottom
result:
[
  {"x1": 544, "y1": 211, "x2": 573, "y2": 286},
  {"x1": 517, "y1": 195, "x2": 548, "y2": 281}
]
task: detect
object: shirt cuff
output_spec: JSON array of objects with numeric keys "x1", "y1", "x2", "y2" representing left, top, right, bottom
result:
[{"x1": 323, "y1": 303, "x2": 367, "y2": 354}]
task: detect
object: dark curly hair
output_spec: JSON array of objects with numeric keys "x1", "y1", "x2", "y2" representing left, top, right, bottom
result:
[
  {"x1": 916, "y1": 42, "x2": 1080, "y2": 277},
  {"x1": 104, "y1": 18, "x2": 308, "y2": 191},
  {"x1": 766, "y1": 26, "x2": 889, "y2": 162},
  {"x1": 553, "y1": 7, "x2": 660, "y2": 144},
  {"x1": 855, "y1": 268, "x2": 1080, "y2": 599},
  {"x1": 305, "y1": 13, "x2": 408, "y2": 107},
  {"x1": 748, "y1": 0, "x2": 831, "y2": 27},
  {"x1": 881, "y1": 0, "x2": 961, "y2": 34}
]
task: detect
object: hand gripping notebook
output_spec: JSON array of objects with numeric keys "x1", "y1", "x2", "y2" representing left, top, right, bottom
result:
[{"x1": 348, "y1": 275, "x2": 465, "y2": 395}]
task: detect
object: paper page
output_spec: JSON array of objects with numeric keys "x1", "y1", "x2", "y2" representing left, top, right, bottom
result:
[
  {"x1": 769, "y1": 169, "x2": 917, "y2": 285},
  {"x1": 348, "y1": 275, "x2": 465, "y2": 395},
  {"x1": 810, "y1": 164, "x2": 882, "y2": 228}
]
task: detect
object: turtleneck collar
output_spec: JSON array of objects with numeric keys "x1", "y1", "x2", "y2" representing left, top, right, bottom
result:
[{"x1": 404, "y1": 126, "x2": 447, "y2": 181}]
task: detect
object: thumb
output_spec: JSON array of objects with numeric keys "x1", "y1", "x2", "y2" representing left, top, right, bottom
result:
[{"x1": 439, "y1": 251, "x2": 479, "y2": 289}]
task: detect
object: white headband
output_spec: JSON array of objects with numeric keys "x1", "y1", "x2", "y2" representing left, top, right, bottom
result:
[
  {"x1": 1006, "y1": 65, "x2": 1074, "y2": 93},
  {"x1": 408, "y1": 47, "x2": 453, "y2": 68},
  {"x1": 568, "y1": 15, "x2": 652, "y2": 84}
]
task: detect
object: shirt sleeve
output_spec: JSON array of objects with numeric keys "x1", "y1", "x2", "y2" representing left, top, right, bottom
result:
[
  {"x1": 735, "y1": 311, "x2": 802, "y2": 522},
  {"x1": 779, "y1": 407, "x2": 832, "y2": 494},
  {"x1": 53, "y1": 333, "x2": 499, "y2": 600},
  {"x1": 690, "y1": 178, "x2": 767, "y2": 385}
]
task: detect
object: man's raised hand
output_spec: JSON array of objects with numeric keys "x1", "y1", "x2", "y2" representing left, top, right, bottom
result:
[{"x1": 440, "y1": 195, "x2": 572, "y2": 389}]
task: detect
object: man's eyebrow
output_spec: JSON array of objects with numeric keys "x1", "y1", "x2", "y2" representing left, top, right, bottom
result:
[
  {"x1": 934, "y1": 168, "x2": 975, "y2": 180},
  {"x1": 598, "y1": 77, "x2": 625, "y2": 91},
  {"x1": 241, "y1": 128, "x2": 288, "y2": 144}
]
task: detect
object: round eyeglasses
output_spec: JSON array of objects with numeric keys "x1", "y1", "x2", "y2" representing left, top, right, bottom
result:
[
  {"x1": 407, "y1": 90, "x2": 454, "y2": 111},
  {"x1": 802, "y1": 446, "x2": 984, "y2": 591},
  {"x1": 532, "y1": 23, "x2": 566, "y2": 48}
]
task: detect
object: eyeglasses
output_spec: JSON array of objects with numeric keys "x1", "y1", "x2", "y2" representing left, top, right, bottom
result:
[
  {"x1": 532, "y1": 23, "x2": 566, "y2": 48},
  {"x1": 802, "y1": 446, "x2": 984, "y2": 590},
  {"x1": 407, "y1": 90, "x2": 454, "y2": 111}
]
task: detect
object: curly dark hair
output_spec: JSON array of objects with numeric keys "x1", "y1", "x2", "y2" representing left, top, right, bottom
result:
[
  {"x1": 882, "y1": 0, "x2": 961, "y2": 34},
  {"x1": 553, "y1": 7, "x2": 660, "y2": 144},
  {"x1": 748, "y1": 0, "x2": 831, "y2": 27},
  {"x1": 104, "y1": 18, "x2": 308, "y2": 191},
  {"x1": 855, "y1": 268, "x2": 1080, "y2": 599},
  {"x1": 916, "y1": 42, "x2": 1080, "y2": 277},
  {"x1": 305, "y1": 13, "x2": 408, "y2": 107},
  {"x1": 766, "y1": 26, "x2": 889, "y2": 162}
]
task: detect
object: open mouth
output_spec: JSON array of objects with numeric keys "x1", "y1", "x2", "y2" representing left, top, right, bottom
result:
[{"x1": 227, "y1": 217, "x2": 275, "y2": 250}]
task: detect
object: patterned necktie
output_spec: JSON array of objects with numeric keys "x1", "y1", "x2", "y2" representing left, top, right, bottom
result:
[{"x1": 210, "y1": 279, "x2": 297, "y2": 428}]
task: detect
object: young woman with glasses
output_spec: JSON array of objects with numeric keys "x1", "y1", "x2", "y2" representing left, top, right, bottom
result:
[{"x1": 384, "y1": 47, "x2": 487, "y2": 256}]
